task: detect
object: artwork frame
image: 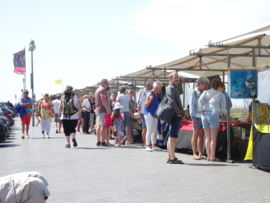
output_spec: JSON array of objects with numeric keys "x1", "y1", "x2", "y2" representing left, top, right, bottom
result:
[
  {"x1": 229, "y1": 69, "x2": 258, "y2": 99},
  {"x1": 254, "y1": 103, "x2": 270, "y2": 125}
]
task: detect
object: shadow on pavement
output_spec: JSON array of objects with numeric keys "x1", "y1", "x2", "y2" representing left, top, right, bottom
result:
[
  {"x1": 75, "y1": 147, "x2": 109, "y2": 150},
  {"x1": 2, "y1": 141, "x2": 14, "y2": 144},
  {"x1": 30, "y1": 137, "x2": 65, "y2": 139},
  {"x1": 185, "y1": 163, "x2": 238, "y2": 167},
  {"x1": 0, "y1": 144, "x2": 20, "y2": 148}
]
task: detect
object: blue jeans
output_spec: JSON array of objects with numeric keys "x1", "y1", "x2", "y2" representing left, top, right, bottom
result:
[{"x1": 122, "y1": 112, "x2": 130, "y2": 139}]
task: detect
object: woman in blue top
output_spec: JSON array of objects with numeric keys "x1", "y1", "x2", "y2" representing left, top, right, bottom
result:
[{"x1": 144, "y1": 81, "x2": 162, "y2": 152}]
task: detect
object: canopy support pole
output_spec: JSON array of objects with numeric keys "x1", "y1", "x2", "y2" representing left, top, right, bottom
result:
[
  {"x1": 183, "y1": 81, "x2": 185, "y2": 108},
  {"x1": 222, "y1": 71, "x2": 225, "y2": 82},
  {"x1": 227, "y1": 55, "x2": 234, "y2": 163}
]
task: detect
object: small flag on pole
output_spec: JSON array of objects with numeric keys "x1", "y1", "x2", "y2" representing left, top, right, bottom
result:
[{"x1": 55, "y1": 79, "x2": 62, "y2": 85}]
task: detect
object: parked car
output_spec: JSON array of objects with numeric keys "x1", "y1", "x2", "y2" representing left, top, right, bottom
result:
[
  {"x1": 0, "y1": 102, "x2": 15, "y2": 117},
  {"x1": 0, "y1": 108, "x2": 10, "y2": 142},
  {"x1": 0, "y1": 104, "x2": 14, "y2": 126}
]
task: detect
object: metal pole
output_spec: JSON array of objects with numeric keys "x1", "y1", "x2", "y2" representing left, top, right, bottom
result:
[
  {"x1": 134, "y1": 80, "x2": 137, "y2": 107},
  {"x1": 31, "y1": 50, "x2": 35, "y2": 127},
  {"x1": 227, "y1": 55, "x2": 233, "y2": 163},
  {"x1": 183, "y1": 82, "x2": 185, "y2": 108},
  {"x1": 222, "y1": 71, "x2": 225, "y2": 82}
]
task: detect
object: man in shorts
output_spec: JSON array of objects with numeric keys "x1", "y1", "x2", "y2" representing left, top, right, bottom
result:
[
  {"x1": 20, "y1": 89, "x2": 33, "y2": 139},
  {"x1": 137, "y1": 79, "x2": 153, "y2": 147},
  {"x1": 166, "y1": 72, "x2": 185, "y2": 164},
  {"x1": 53, "y1": 94, "x2": 62, "y2": 133},
  {"x1": 95, "y1": 79, "x2": 111, "y2": 147}
]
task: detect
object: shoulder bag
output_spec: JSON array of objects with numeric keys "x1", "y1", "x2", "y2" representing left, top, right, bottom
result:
[{"x1": 154, "y1": 94, "x2": 175, "y2": 124}]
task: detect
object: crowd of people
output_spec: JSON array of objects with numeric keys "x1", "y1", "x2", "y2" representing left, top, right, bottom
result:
[{"x1": 18, "y1": 71, "x2": 233, "y2": 164}]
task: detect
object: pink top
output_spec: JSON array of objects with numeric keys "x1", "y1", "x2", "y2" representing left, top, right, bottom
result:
[
  {"x1": 114, "y1": 112, "x2": 124, "y2": 120},
  {"x1": 95, "y1": 86, "x2": 108, "y2": 114}
]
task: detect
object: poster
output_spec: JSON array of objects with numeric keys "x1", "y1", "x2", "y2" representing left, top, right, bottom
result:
[
  {"x1": 229, "y1": 70, "x2": 258, "y2": 99},
  {"x1": 254, "y1": 103, "x2": 270, "y2": 125}
]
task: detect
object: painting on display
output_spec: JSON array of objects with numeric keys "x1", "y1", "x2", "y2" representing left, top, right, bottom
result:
[
  {"x1": 229, "y1": 70, "x2": 258, "y2": 99},
  {"x1": 254, "y1": 103, "x2": 270, "y2": 125}
]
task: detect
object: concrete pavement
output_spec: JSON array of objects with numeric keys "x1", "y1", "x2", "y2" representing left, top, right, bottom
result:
[{"x1": 0, "y1": 117, "x2": 269, "y2": 203}]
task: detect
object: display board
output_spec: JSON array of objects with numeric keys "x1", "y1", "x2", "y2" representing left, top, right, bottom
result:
[{"x1": 229, "y1": 69, "x2": 258, "y2": 99}]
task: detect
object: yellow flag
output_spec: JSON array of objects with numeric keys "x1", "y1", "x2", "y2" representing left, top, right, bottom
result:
[{"x1": 55, "y1": 79, "x2": 62, "y2": 85}]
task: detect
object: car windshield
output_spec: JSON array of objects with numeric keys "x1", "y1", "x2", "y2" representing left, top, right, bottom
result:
[{"x1": 5, "y1": 103, "x2": 13, "y2": 107}]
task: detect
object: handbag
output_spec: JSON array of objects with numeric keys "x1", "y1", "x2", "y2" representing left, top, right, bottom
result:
[{"x1": 154, "y1": 94, "x2": 175, "y2": 124}]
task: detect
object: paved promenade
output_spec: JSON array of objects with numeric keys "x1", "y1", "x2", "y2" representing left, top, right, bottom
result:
[{"x1": 0, "y1": 118, "x2": 269, "y2": 203}]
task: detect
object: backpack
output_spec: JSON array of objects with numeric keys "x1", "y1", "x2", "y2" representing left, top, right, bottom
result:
[{"x1": 62, "y1": 90, "x2": 78, "y2": 118}]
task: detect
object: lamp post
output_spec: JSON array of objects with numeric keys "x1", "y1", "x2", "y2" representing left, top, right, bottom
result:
[{"x1": 29, "y1": 40, "x2": 36, "y2": 127}]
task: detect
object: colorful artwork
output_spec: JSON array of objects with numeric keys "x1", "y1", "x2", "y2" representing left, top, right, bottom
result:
[
  {"x1": 254, "y1": 103, "x2": 270, "y2": 124},
  {"x1": 229, "y1": 70, "x2": 258, "y2": 99}
]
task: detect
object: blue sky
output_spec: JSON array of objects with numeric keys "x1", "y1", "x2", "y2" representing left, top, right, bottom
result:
[{"x1": 1, "y1": 0, "x2": 270, "y2": 104}]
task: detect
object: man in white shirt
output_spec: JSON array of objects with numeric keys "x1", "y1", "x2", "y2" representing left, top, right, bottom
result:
[
  {"x1": 53, "y1": 95, "x2": 62, "y2": 133},
  {"x1": 83, "y1": 95, "x2": 92, "y2": 134},
  {"x1": 137, "y1": 79, "x2": 153, "y2": 147}
]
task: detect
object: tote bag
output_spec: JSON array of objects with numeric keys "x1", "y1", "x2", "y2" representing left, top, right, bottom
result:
[{"x1": 154, "y1": 94, "x2": 175, "y2": 124}]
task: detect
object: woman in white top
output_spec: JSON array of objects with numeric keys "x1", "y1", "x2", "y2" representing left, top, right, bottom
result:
[
  {"x1": 198, "y1": 80, "x2": 227, "y2": 162},
  {"x1": 58, "y1": 85, "x2": 80, "y2": 148}
]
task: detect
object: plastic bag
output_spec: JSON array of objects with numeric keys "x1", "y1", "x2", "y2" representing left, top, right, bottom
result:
[{"x1": 104, "y1": 113, "x2": 112, "y2": 128}]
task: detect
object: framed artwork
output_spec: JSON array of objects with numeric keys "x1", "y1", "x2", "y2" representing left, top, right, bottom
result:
[
  {"x1": 229, "y1": 70, "x2": 258, "y2": 99},
  {"x1": 254, "y1": 103, "x2": 270, "y2": 125}
]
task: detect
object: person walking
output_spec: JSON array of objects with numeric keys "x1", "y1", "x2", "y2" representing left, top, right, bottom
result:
[
  {"x1": 198, "y1": 79, "x2": 227, "y2": 162},
  {"x1": 125, "y1": 89, "x2": 136, "y2": 144},
  {"x1": 38, "y1": 93, "x2": 55, "y2": 138},
  {"x1": 117, "y1": 86, "x2": 131, "y2": 143},
  {"x1": 77, "y1": 94, "x2": 85, "y2": 134},
  {"x1": 137, "y1": 79, "x2": 153, "y2": 147},
  {"x1": 20, "y1": 89, "x2": 32, "y2": 139},
  {"x1": 144, "y1": 81, "x2": 162, "y2": 152},
  {"x1": 166, "y1": 72, "x2": 185, "y2": 164},
  {"x1": 52, "y1": 94, "x2": 62, "y2": 133},
  {"x1": 111, "y1": 103, "x2": 124, "y2": 147},
  {"x1": 111, "y1": 91, "x2": 118, "y2": 139},
  {"x1": 95, "y1": 79, "x2": 111, "y2": 147},
  {"x1": 82, "y1": 95, "x2": 92, "y2": 134},
  {"x1": 89, "y1": 94, "x2": 96, "y2": 133},
  {"x1": 58, "y1": 85, "x2": 79, "y2": 148},
  {"x1": 189, "y1": 76, "x2": 209, "y2": 160}
]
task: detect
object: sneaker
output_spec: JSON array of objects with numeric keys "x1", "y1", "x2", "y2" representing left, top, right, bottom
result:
[
  {"x1": 47, "y1": 135, "x2": 50, "y2": 139},
  {"x1": 21, "y1": 135, "x2": 25, "y2": 139},
  {"x1": 27, "y1": 135, "x2": 30, "y2": 138},
  {"x1": 152, "y1": 146, "x2": 162, "y2": 151},
  {"x1": 143, "y1": 145, "x2": 146, "y2": 149},
  {"x1": 145, "y1": 147, "x2": 152, "y2": 152},
  {"x1": 100, "y1": 142, "x2": 109, "y2": 147},
  {"x1": 65, "y1": 144, "x2": 70, "y2": 148},
  {"x1": 72, "y1": 138, "x2": 78, "y2": 147},
  {"x1": 96, "y1": 142, "x2": 101, "y2": 147},
  {"x1": 41, "y1": 134, "x2": 44, "y2": 138},
  {"x1": 115, "y1": 140, "x2": 119, "y2": 144}
]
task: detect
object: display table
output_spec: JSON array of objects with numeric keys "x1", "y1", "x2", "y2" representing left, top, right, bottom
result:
[{"x1": 157, "y1": 120, "x2": 251, "y2": 157}]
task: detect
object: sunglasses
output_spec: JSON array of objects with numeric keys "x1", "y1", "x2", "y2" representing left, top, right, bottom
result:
[
  {"x1": 24, "y1": 92, "x2": 29, "y2": 93},
  {"x1": 45, "y1": 95, "x2": 49, "y2": 96}
]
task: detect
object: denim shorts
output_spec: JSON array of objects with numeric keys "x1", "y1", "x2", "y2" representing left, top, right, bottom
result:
[
  {"x1": 97, "y1": 113, "x2": 105, "y2": 127},
  {"x1": 193, "y1": 118, "x2": 203, "y2": 129},
  {"x1": 140, "y1": 115, "x2": 146, "y2": 128},
  {"x1": 168, "y1": 116, "x2": 182, "y2": 138},
  {"x1": 201, "y1": 112, "x2": 220, "y2": 129}
]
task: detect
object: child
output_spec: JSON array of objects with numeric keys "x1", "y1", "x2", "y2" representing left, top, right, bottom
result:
[{"x1": 111, "y1": 103, "x2": 124, "y2": 147}]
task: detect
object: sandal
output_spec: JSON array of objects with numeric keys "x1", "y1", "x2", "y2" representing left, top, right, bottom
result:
[
  {"x1": 193, "y1": 155, "x2": 201, "y2": 160},
  {"x1": 166, "y1": 159, "x2": 172, "y2": 163},
  {"x1": 65, "y1": 144, "x2": 70, "y2": 148},
  {"x1": 169, "y1": 158, "x2": 184, "y2": 164},
  {"x1": 56, "y1": 130, "x2": 58, "y2": 133},
  {"x1": 210, "y1": 158, "x2": 221, "y2": 162},
  {"x1": 200, "y1": 155, "x2": 207, "y2": 160}
]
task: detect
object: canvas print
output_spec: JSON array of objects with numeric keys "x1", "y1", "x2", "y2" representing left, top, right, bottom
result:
[
  {"x1": 229, "y1": 70, "x2": 258, "y2": 98},
  {"x1": 254, "y1": 103, "x2": 270, "y2": 124}
]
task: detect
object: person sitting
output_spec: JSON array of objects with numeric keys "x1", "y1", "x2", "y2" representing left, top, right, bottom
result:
[{"x1": 246, "y1": 100, "x2": 260, "y2": 121}]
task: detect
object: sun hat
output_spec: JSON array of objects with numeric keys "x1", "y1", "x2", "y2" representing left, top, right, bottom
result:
[{"x1": 113, "y1": 102, "x2": 123, "y2": 110}]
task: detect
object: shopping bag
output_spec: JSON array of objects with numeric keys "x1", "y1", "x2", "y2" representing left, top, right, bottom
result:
[
  {"x1": 154, "y1": 94, "x2": 175, "y2": 124},
  {"x1": 104, "y1": 113, "x2": 112, "y2": 128}
]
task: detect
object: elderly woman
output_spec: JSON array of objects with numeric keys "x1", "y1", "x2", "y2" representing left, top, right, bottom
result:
[
  {"x1": 189, "y1": 76, "x2": 209, "y2": 160},
  {"x1": 126, "y1": 89, "x2": 136, "y2": 144},
  {"x1": 198, "y1": 80, "x2": 227, "y2": 162},
  {"x1": 38, "y1": 93, "x2": 54, "y2": 138},
  {"x1": 144, "y1": 81, "x2": 162, "y2": 152}
]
